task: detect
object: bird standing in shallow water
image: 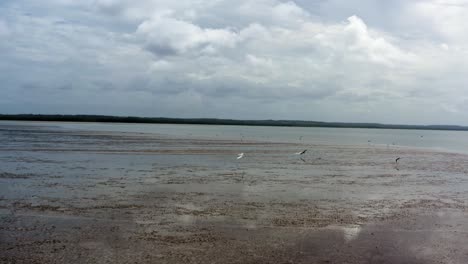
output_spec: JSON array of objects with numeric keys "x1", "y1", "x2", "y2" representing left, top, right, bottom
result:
[
  {"x1": 235, "y1": 153, "x2": 245, "y2": 181},
  {"x1": 295, "y1": 149, "x2": 307, "y2": 162},
  {"x1": 295, "y1": 149, "x2": 307, "y2": 155}
]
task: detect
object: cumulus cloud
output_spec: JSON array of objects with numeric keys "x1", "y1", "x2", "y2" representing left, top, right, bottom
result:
[
  {"x1": 1, "y1": 0, "x2": 468, "y2": 124},
  {"x1": 405, "y1": 0, "x2": 468, "y2": 43},
  {"x1": 136, "y1": 12, "x2": 239, "y2": 57}
]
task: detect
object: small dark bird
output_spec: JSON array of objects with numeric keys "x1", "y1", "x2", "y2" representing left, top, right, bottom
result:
[
  {"x1": 296, "y1": 149, "x2": 307, "y2": 155},
  {"x1": 395, "y1": 157, "x2": 401, "y2": 163}
]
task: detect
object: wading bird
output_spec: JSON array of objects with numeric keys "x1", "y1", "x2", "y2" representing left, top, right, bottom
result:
[{"x1": 295, "y1": 149, "x2": 307, "y2": 155}]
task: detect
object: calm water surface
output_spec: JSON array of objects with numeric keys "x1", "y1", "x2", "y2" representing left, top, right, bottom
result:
[{"x1": 2, "y1": 121, "x2": 468, "y2": 154}]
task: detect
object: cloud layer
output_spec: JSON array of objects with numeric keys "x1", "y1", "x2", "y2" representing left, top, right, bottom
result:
[{"x1": 1, "y1": 0, "x2": 468, "y2": 124}]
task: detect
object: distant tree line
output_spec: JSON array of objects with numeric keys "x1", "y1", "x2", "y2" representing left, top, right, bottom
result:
[{"x1": 0, "y1": 114, "x2": 467, "y2": 131}]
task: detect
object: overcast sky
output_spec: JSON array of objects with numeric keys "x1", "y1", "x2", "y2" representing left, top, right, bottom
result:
[{"x1": 1, "y1": 0, "x2": 468, "y2": 125}]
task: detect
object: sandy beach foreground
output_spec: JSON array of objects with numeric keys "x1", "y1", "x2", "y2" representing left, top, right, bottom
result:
[{"x1": 2, "y1": 124, "x2": 468, "y2": 263}]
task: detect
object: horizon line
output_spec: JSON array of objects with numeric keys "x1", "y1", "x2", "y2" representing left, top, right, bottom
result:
[{"x1": 0, "y1": 114, "x2": 467, "y2": 131}]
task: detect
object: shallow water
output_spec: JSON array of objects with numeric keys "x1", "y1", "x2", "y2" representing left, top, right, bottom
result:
[
  {"x1": 2, "y1": 122, "x2": 468, "y2": 263},
  {"x1": 3, "y1": 120, "x2": 468, "y2": 153}
]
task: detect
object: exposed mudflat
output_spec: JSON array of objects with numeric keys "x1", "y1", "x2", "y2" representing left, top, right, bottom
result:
[{"x1": 2, "y1": 124, "x2": 468, "y2": 263}]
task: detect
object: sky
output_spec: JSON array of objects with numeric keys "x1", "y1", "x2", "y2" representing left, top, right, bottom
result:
[{"x1": 1, "y1": 0, "x2": 468, "y2": 125}]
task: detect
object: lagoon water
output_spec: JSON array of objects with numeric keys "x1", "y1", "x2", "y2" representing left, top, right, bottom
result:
[
  {"x1": 3, "y1": 120, "x2": 468, "y2": 263},
  {"x1": 2, "y1": 120, "x2": 468, "y2": 154}
]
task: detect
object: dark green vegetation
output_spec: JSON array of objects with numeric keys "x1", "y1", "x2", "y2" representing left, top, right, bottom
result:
[{"x1": 1, "y1": 114, "x2": 468, "y2": 131}]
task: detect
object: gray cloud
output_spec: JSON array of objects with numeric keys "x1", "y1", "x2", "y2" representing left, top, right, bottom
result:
[{"x1": 1, "y1": 0, "x2": 468, "y2": 124}]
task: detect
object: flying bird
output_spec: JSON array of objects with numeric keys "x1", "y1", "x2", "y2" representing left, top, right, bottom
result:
[
  {"x1": 295, "y1": 149, "x2": 307, "y2": 155},
  {"x1": 237, "y1": 153, "x2": 244, "y2": 159},
  {"x1": 395, "y1": 157, "x2": 401, "y2": 163}
]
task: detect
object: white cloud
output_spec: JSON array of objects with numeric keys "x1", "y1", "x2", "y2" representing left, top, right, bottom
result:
[
  {"x1": 440, "y1": 43, "x2": 449, "y2": 50},
  {"x1": 404, "y1": 0, "x2": 468, "y2": 44},
  {"x1": 2, "y1": 0, "x2": 468, "y2": 124},
  {"x1": 136, "y1": 12, "x2": 239, "y2": 56},
  {"x1": 238, "y1": 0, "x2": 311, "y2": 26}
]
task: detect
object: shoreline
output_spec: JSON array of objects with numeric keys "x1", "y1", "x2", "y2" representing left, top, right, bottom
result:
[
  {"x1": 2, "y1": 120, "x2": 468, "y2": 155},
  {"x1": 2, "y1": 116, "x2": 468, "y2": 131}
]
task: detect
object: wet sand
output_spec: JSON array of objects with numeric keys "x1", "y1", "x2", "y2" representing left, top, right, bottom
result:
[{"x1": 2, "y1": 125, "x2": 468, "y2": 263}]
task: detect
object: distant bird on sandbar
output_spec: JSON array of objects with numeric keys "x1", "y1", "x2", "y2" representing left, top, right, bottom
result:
[
  {"x1": 237, "y1": 153, "x2": 244, "y2": 159},
  {"x1": 295, "y1": 149, "x2": 307, "y2": 155}
]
